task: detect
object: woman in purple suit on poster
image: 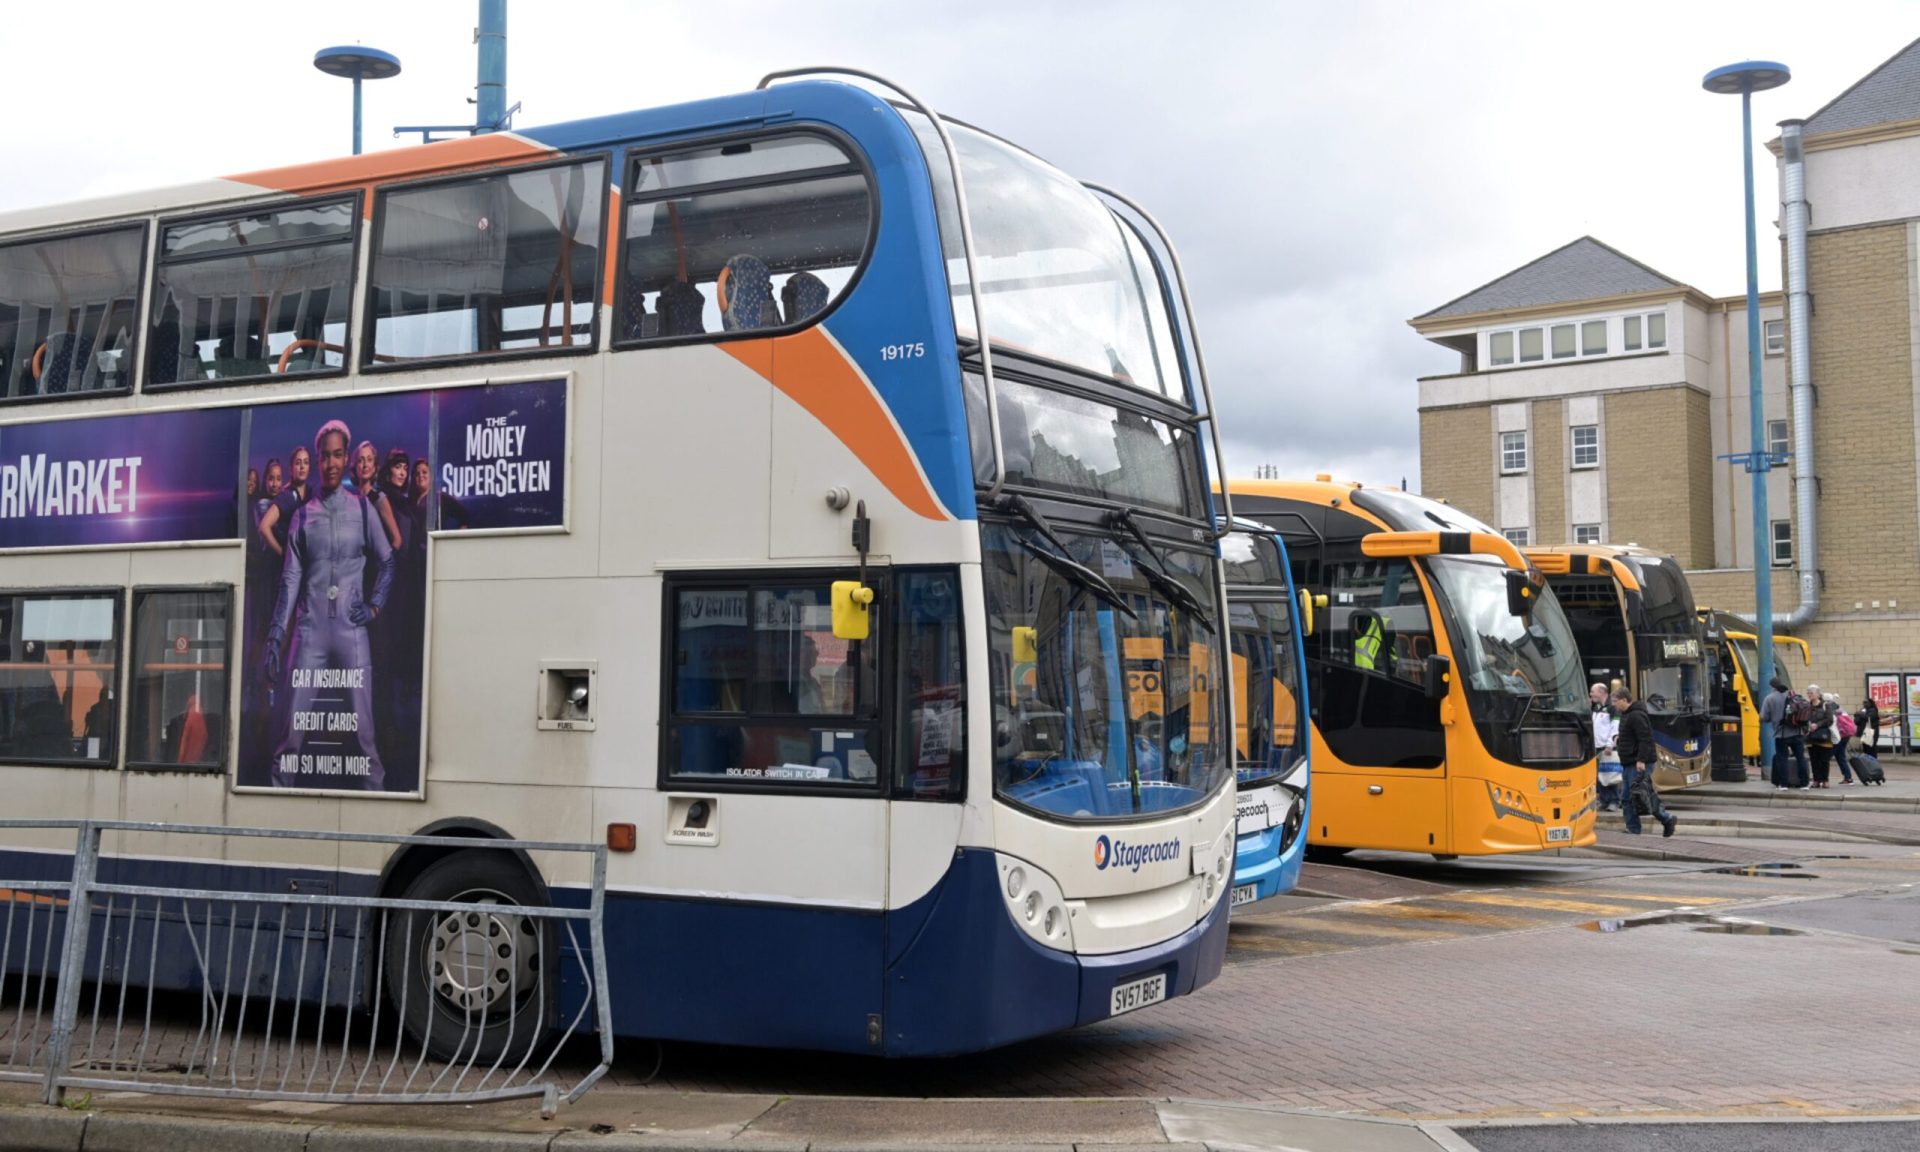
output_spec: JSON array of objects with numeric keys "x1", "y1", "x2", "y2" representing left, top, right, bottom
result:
[{"x1": 261, "y1": 419, "x2": 395, "y2": 791}]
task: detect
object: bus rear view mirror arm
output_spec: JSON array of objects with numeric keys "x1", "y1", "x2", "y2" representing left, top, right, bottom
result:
[{"x1": 1359, "y1": 530, "x2": 1529, "y2": 573}]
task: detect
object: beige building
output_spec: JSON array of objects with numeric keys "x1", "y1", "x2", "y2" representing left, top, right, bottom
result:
[{"x1": 1412, "y1": 36, "x2": 1920, "y2": 719}]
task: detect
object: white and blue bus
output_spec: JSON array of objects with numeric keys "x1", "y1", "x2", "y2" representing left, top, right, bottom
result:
[
  {"x1": 1221, "y1": 524, "x2": 1309, "y2": 907},
  {"x1": 0, "y1": 70, "x2": 1240, "y2": 1057}
]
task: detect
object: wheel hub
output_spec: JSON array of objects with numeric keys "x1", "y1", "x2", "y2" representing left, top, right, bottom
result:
[{"x1": 429, "y1": 903, "x2": 535, "y2": 1013}]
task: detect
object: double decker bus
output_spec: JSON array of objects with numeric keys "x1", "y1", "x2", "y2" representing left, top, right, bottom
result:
[
  {"x1": 1525, "y1": 545, "x2": 1709, "y2": 790},
  {"x1": 1700, "y1": 609, "x2": 1812, "y2": 762},
  {"x1": 0, "y1": 70, "x2": 1239, "y2": 1057},
  {"x1": 1226, "y1": 479, "x2": 1596, "y2": 857},
  {"x1": 1219, "y1": 523, "x2": 1309, "y2": 906}
]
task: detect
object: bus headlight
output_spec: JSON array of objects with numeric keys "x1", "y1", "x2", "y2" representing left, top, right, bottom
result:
[{"x1": 996, "y1": 854, "x2": 1075, "y2": 952}]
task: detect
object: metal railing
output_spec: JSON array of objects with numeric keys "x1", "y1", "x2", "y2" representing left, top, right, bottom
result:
[{"x1": 0, "y1": 820, "x2": 612, "y2": 1118}]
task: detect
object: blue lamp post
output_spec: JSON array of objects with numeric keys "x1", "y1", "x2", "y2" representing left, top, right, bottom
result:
[
  {"x1": 1703, "y1": 59, "x2": 1790, "y2": 771},
  {"x1": 314, "y1": 46, "x2": 403, "y2": 156}
]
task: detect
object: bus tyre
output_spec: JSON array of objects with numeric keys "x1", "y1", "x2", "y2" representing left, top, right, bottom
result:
[{"x1": 384, "y1": 850, "x2": 552, "y2": 1065}]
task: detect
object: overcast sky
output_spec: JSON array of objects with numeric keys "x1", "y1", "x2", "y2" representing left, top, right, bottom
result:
[{"x1": 3, "y1": 2, "x2": 1914, "y2": 489}]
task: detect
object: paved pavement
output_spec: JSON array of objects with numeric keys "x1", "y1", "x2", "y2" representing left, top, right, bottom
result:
[
  {"x1": 1457, "y1": 1118, "x2": 1920, "y2": 1151},
  {"x1": 6, "y1": 814, "x2": 1919, "y2": 1150}
]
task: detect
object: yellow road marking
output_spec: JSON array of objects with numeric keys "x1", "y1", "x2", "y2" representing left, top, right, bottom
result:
[
  {"x1": 1522, "y1": 887, "x2": 1737, "y2": 906},
  {"x1": 1226, "y1": 934, "x2": 1346, "y2": 956},
  {"x1": 1354, "y1": 902, "x2": 1538, "y2": 930},
  {"x1": 1443, "y1": 892, "x2": 1644, "y2": 915},
  {"x1": 1277, "y1": 917, "x2": 1457, "y2": 941}
]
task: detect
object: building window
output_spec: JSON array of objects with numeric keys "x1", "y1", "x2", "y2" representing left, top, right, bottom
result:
[
  {"x1": 150, "y1": 197, "x2": 356, "y2": 388},
  {"x1": 1502, "y1": 527, "x2": 1531, "y2": 546},
  {"x1": 1581, "y1": 320, "x2": 1607, "y2": 356},
  {"x1": 1767, "y1": 418, "x2": 1790, "y2": 459},
  {"x1": 1764, "y1": 319, "x2": 1785, "y2": 357},
  {"x1": 1488, "y1": 331, "x2": 1514, "y2": 367},
  {"x1": 1574, "y1": 524, "x2": 1602, "y2": 545},
  {"x1": 1500, "y1": 430, "x2": 1528, "y2": 473},
  {"x1": 127, "y1": 588, "x2": 230, "y2": 770},
  {"x1": 369, "y1": 156, "x2": 608, "y2": 365},
  {"x1": 1550, "y1": 324, "x2": 1576, "y2": 360},
  {"x1": 1771, "y1": 519, "x2": 1793, "y2": 567},
  {"x1": 1623, "y1": 312, "x2": 1666, "y2": 352},
  {"x1": 1518, "y1": 327, "x2": 1544, "y2": 363},
  {"x1": 0, "y1": 590, "x2": 122, "y2": 765},
  {"x1": 1570, "y1": 424, "x2": 1599, "y2": 469}
]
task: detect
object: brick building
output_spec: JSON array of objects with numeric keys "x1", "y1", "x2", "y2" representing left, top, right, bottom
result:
[{"x1": 1412, "y1": 38, "x2": 1920, "y2": 725}]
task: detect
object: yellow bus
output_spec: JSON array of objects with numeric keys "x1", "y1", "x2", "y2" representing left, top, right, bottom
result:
[
  {"x1": 1228, "y1": 479, "x2": 1597, "y2": 858},
  {"x1": 1526, "y1": 545, "x2": 1709, "y2": 790},
  {"x1": 1700, "y1": 609, "x2": 1812, "y2": 762}
]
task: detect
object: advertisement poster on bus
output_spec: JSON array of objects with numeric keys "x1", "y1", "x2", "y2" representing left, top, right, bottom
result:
[
  {"x1": 433, "y1": 379, "x2": 568, "y2": 532},
  {"x1": 238, "y1": 392, "x2": 434, "y2": 795},
  {"x1": 0, "y1": 408, "x2": 243, "y2": 549},
  {"x1": 232, "y1": 378, "x2": 569, "y2": 796}
]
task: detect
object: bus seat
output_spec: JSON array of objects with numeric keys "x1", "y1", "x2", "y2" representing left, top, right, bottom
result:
[
  {"x1": 782, "y1": 272, "x2": 831, "y2": 324},
  {"x1": 149, "y1": 319, "x2": 181, "y2": 385},
  {"x1": 657, "y1": 280, "x2": 707, "y2": 337},
  {"x1": 716, "y1": 255, "x2": 779, "y2": 331},
  {"x1": 620, "y1": 280, "x2": 651, "y2": 340},
  {"x1": 38, "y1": 331, "x2": 92, "y2": 394}
]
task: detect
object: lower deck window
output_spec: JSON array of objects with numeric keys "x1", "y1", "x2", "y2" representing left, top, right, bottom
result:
[
  {"x1": 0, "y1": 591, "x2": 121, "y2": 765},
  {"x1": 665, "y1": 581, "x2": 879, "y2": 786},
  {"x1": 128, "y1": 589, "x2": 230, "y2": 769}
]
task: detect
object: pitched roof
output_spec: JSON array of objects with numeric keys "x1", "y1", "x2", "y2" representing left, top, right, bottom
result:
[
  {"x1": 1804, "y1": 36, "x2": 1920, "y2": 138},
  {"x1": 1415, "y1": 237, "x2": 1684, "y2": 322}
]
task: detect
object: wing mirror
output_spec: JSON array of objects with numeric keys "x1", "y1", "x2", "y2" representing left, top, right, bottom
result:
[
  {"x1": 1505, "y1": 569, "x2": 1537, "y2": 618},
  {"x1": 1425, "y1": 654, "x2": 1452, "y2": 700}
]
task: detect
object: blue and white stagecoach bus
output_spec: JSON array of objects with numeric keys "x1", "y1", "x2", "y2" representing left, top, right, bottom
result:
[
  {"x1": 1220, "y1": 523, "x2": 1310, "y2": 908},
  {"x1": 0, "y1": 70, "x2": 1237, "y2": 1057}
]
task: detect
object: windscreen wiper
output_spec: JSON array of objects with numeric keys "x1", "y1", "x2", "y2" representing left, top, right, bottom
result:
[
  {"x1": 1107, "y1": 509, "x2": 1216, "y2": 633},
  {"x1": 998, "y1": 495, "x2": 1139, "y2": 620}
]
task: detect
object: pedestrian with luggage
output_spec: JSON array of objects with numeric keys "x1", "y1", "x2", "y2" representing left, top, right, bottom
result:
[
  {"x1": 1592, "y1": 682, "x2": 1623, "y2": 812},
  {"x1": 1612, "y1": 686, "x2": 1677, "y2": 837},
  {"x1": 1761, "y1": 677, "x2": 1811, "y2": 790},
  {"x1": 1861, "y1": 695, "x2": 1882, "y2": 755},
  {"x1": 1831, "y1": 693, "x2": 1857, "y2": 785},
  {"x1": 1805, "y1": 684, "x2": 1836, "y2": 787}
]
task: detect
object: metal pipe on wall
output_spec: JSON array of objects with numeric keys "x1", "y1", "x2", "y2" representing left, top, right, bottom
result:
[{"x1": 1776, "y1": 118, "x2": 1820, "y2": 629}]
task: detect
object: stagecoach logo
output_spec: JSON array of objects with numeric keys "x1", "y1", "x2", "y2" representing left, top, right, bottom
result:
[
  {"x1": 1685, "y1": 740, "x2": 1699, "y2": 754},
  {"x1": 1538, "y1": 776, "x2": 1549, "y2": 793},
  {"x1": 1094, "y1": 833, "x2": 1183, "y2": 873}
]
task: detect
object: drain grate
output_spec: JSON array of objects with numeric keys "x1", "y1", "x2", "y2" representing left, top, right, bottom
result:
[
  {"x1": 1582, "y1": 910, "x2": 1804, "y2": 936},
  {"x1": 1705, "y1": 862, "x2": 1818, "y2": 878}
]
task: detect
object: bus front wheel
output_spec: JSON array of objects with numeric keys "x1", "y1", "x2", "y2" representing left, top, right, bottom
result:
[{"x1": 384, "y1": 849, "x2": 553, "y2": 1064}]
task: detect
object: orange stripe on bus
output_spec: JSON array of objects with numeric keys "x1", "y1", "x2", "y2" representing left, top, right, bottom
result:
[
  {"x1": 227, "y1": 136, "x2": 557, "y2": 217},
  {"x1": 2, "y1": 889, "x2": 68, "y2": 908},
  {"x1": 720, "y1": 329, "x2": 948, "y2": 521},
  {"x1": 602, "y1": 187, "x2": 622, "y2": 306}
]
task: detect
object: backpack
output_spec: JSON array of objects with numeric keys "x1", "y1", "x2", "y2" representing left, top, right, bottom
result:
[
  {"x1": 1837, "y1": 710, "x2": 1857, "y2": 739},
  {"x1": 1783, "y1": 692, "x2": 1813, "y2": 728}
]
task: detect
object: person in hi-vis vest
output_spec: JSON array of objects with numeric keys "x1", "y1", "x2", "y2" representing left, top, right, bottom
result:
[{"x1": 1352, "y1": 609, "x2": 1385, "y2": 672}]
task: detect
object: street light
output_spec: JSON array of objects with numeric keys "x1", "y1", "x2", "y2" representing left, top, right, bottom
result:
[
  {"x1": 314, "y1": 46, "x2": 403, "y2": 156},
  {"x1": 1703, "y1": 59, "x2": 1790, "y2": 775}
]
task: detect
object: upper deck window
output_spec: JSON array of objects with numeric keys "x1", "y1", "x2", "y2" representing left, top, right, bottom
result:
[
  {"x1": 149, "y1": 197, "x2": 356, "y2": 388},
  {"x1": 367, "y1": 157, "x2": 606, "y2": 366},
  {"x1": 908, "y1": 115, "x2": 1185, "y2": 402},
  {"x1": 616, "y1": 134, "x2": 870, "y2": 342},
  {"x1": 0, "y1": 224, "x2": 145, "y2": 402}
]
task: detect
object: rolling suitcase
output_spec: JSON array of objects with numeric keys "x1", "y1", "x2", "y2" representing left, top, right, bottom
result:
[{"x1": 1850, "y1": 750, "x2": 1887, "y2": 785}]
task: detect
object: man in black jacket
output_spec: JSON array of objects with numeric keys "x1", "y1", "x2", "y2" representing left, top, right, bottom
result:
[{"x1": 1612, "y1": 687, "x2": 1677, "y2": 838}]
